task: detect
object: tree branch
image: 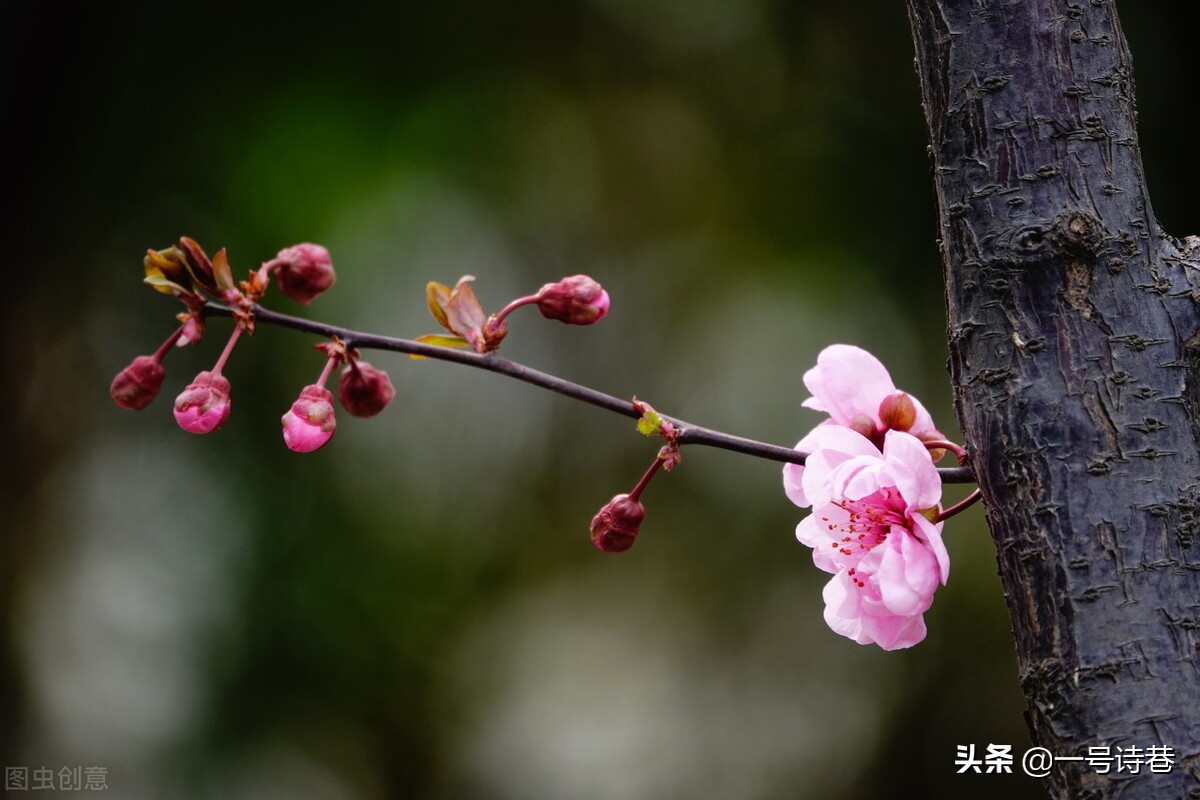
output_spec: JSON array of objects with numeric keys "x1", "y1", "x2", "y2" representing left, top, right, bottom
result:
[
  {"x1": 909, "y1": 0, "x2": 1200, "y2": 796},
  {"x1": 204, "y1": 301, "x2": 976, "y2": 482}
]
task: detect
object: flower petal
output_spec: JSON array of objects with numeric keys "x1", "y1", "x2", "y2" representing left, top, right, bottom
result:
[
  {"x1": 912, "y1": 512, "x2": 950, "y2": 584},
  {"x1": 876, "y1": 530, "x2": 938, "y2": 617},
  {"x1": 803, "y1": 345, "x2": 897, "y2": 427},
  {"x1": 882, "y1": 430, "x2": 943, "y2": 511}
]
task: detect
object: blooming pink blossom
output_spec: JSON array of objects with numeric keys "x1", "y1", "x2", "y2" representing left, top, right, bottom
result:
[
  {"x1": 794, "y1": 427, "x2": 948, "y2": 650},
  {"x1": 173, "y1": 371, "x2": 232, "y2": 434},
  {"x1": 784, "y1": 345, "x2": 941, "y2": 508},
  {"x1": 281, "y1": 384, "x2": 337, "y2": 452}
]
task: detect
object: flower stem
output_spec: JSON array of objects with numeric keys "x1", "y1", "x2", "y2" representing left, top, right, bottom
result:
[
  {"x1": 315, "y1": 353, "x2": 338, "y2": 387},
  {"x1": 491, "y1": 294, "x2": 539, "y2": 325},
  {"x1": 628, "y1": 457, "x2": 664, "y2": 502},
  {"x1": 211, "y1": 324, "x2": 244, "y2": 375},
  {"x1": 151, "y1": 324, "x2": 186, "y2": 361},
  {"x1": 923, "y1": 439, "x2": 969, "y2": 464},
  {"x1": 935, "y1": 488, "x2": 983, "y2": 522}
]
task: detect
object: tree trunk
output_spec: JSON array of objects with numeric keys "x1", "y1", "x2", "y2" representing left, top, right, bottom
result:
[{"x1": 907, "y1": 1, "x2": 1200, "y2": 797}]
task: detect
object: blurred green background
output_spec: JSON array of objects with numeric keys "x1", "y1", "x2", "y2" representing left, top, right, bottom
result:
[{"x1": 4, "y1": 3, "x2": 1198, "y2": 798}]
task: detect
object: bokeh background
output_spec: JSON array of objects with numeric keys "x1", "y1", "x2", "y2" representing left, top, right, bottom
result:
[{"x1": 4, "y1": 3, "x2": 1199, "y2": 798}]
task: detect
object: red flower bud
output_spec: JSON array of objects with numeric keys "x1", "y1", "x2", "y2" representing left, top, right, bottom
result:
[
  {"x1": 878, "y1": 391, "x2": 918, "y2": 432},
  {"x1": 110, "y1": 355, "x2": 166, "y2": 410},
  {"x1": 338, "y1": 361, "x2": 395, "y2": 417},
  {"x1": 535, "y1": 275, "x2": 610, "y2": 325},
  {"x1": 589, "y1": 493, "x2": 646, "y2": 553},
  {"x1": 267, "y1": 243, "x2": 336, "y2": 304}
]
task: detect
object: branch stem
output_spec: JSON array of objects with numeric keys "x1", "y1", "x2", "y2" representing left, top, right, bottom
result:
[{"x1": 203, "y1": 302, "x2": 975, "y2": 483}]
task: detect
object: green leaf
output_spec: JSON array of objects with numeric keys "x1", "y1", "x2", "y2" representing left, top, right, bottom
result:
[
  {"x1": 409, "y1": 333, "x2": 472, "y2": 359},
  {"x1": 637, "y1": 409, "x2": 663, "y2": 436}
]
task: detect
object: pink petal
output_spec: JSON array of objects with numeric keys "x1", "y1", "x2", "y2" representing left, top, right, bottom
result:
[
  {"x1": 796, "y1": 505, "x2": 853, "y2": 574},
  {"x1": 782, "y1": 426, "x2": 827, "y2": 508},
  {"x1": 800, "y1": 426, "x2": 883, "y2": 507},
  {"x1": 876, "y1": 531, "x2": 938, "y2": 617},
  {"x1": 803, "y1": 345, "x2": 897, "y2": 427},
  {"x1": 882, "y1": 430, "x2": 943, "y2": 511},
  {"x1": 913, "y1": 513, "x2": 950, "y2": 584},
  {"x1": 862, "y1": 609, "x2": 927, "y2": 651},
  {"x1": 822, "y1": 572, "x2": 873, "y2": 645}
]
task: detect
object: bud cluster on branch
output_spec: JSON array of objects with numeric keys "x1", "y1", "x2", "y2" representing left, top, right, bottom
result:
[{"x1": 113, "y1": 237, "x2": 979, "y2": 650}]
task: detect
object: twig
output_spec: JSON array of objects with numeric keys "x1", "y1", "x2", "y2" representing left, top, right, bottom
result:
[{"x1": 204, "y1": 301, "x2": 976, "y2": 483}]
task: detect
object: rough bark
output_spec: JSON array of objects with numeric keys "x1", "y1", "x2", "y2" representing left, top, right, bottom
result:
[{"x1": 907, "y1": 1, "x2": 1200, "y2": 797}]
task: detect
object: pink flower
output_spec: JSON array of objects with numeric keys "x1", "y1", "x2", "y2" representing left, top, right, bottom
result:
[
  {"x1": 173, "y1": 371, "x2": 232, "y2": 434},
  {"x1": 784, "y1": 345, "x2": 941, "y2": 508},
  {"x1": 281, "y1": 384, "x2": 337, "y2": 452},
  {"x1": 795, "y1": 427, "x2": 948, "y2": 650}
]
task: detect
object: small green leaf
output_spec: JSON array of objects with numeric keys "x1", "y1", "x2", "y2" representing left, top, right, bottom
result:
[
  {"x1": 637, "y1": 410, "x2": 663, "y2": 436},
  {"x1": 409, "y1": 333, "x2": 472, "y2": 359}
]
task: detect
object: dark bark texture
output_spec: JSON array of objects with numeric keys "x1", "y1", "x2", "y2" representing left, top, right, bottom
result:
[{"x1": 907, "y1": 1, "x2": 1200, "y2": 797}]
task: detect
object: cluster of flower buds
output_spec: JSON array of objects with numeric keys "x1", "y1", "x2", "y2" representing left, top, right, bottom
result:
[
  {"x1": 277, "y1": 340, "x2": 398, "y2": 453},
  {"x1": 114, "y1": 241, "x2": 611, "y2": 468},
  {"x1": 111, "y1": 238, "x2": 346, "y2": 441}
]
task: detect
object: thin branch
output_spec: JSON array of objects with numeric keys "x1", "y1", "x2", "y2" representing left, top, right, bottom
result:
[{"x1": 204, "y1": 302, "x2": 976, "y2": 483}]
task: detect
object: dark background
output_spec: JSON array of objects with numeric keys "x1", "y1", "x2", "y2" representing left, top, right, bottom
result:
[{"x1": 3, "y1": 3, "x2": 1198, "y2": 798}]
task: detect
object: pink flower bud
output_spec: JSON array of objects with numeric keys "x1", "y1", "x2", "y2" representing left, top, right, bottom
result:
[
  {"x1": 267, "y1": 243, "x2": 335, "y2": 305},
  {"x1": 589, "y1": 493, "x2": 646, "y2": 553},
  {"x1": 110, "y1": 355, "x2": 166, "y2": 410},
  {"x1": 173, "y1": 371, "x2": 232, "y2": 434},
  {"x1": 281, "y1": 384, "x2": 337, "y2": 452},
  {"x1": 338, "y1": 361, "x2": 395, "y2": 418},
  {"x1": 535, "y1": 275, "x2": 610, "y2": 325}
]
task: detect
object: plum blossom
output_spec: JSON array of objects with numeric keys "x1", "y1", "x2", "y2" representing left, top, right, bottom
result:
[
  {"x1": 784, "y1": 344, "x2": 943, "y2": 508},
  {"x1": 795, "y1": 426, "x2": 949, "y2": 650}
]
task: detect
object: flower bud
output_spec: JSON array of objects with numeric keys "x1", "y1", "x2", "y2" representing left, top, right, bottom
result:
[
  {"x1": 110, "y1": 356, "x2": 166, "y2": 410},
  {"x1": 589, "y1": 493, "x2": 646, "y2": 553},
  {"x1": 848, "y1": 414, "x2": 878, "y2": 443},
  {"x1": 173, "y1": 371, "x2": 232, "y2": 434},
  {"x1": 878, "y1": 391, "x2": 918, "y2": 432},
  {"x1": 267, "y1": 243, "x2": 335, "y2": 305},
  {"x1": 535, "y1": 275, "x2": 610, "y2": 325},
  {"x1": 281, "y1": 384, "x2": 337, "y2": 452},
  {"x1": 338, "y1": 361, "x2": 395, "y2": 418},
  {"x1": 178, "y1": 314, "x2": 205, "y2": 346}
]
